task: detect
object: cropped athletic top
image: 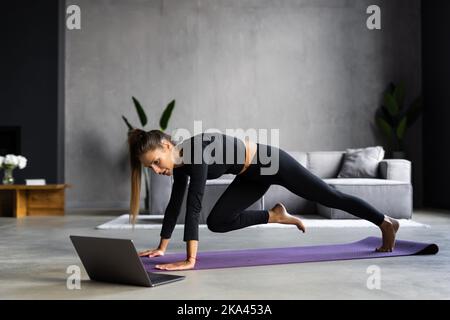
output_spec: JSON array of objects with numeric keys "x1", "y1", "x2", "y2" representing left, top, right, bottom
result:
[{"x1": 160, "y1": 132, "x2": 247, "y2": 241}]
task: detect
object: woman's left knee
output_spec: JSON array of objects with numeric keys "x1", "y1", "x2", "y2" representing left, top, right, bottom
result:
[{"x1": 206, "y1": 215, "x2": 229, "y2": 233}]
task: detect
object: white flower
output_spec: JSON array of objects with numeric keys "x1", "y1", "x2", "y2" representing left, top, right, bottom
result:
[
  {"x1": 4, "y1": 154, "x2": 18, "y2": 166},
  {"x1": 2, "y1": 154, "x2": 27, "y2": 169},
  {"x1": 17, "y1": 156, "x2": 27, "y2": 169}
]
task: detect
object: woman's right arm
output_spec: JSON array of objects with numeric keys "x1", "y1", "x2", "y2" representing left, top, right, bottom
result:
[
  {"x1": 139, "y1": 170, "x2": 188, "y2": 257},
  {"x1": 160, "y1": 170, "x2": 189, "y2": 239}
]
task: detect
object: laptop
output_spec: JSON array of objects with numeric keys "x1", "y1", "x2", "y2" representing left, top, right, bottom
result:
[{"x1": 70, "y1": 235, "x2": 185, "y2": 287}]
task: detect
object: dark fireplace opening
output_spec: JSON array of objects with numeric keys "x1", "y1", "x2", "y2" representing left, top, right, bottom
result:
[{"x1": 0, "y1": 126, "x2": 21, "y2": 156}]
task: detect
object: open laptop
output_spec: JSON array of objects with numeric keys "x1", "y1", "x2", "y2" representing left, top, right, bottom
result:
[{"x1": 70, "y1": 235, "x2": 185, "y2": 287}]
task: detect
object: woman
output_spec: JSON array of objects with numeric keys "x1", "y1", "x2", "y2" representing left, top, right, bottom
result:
[{"x1": 128, "y1": 129, "x2": 399, "y2": 271}]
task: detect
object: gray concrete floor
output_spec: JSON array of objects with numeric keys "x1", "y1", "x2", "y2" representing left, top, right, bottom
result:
[{"x1": 0, "y1": 208, "x2": 449, "y2": 300}]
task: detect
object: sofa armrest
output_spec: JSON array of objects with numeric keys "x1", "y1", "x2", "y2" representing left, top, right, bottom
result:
[{"x1": 378, "y1": 159, "x2": 411, "y2": 183}]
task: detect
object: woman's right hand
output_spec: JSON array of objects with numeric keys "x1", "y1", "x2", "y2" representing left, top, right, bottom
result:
[{"x1": 138, "y1": 248, "x2": 165, "y2": 258}]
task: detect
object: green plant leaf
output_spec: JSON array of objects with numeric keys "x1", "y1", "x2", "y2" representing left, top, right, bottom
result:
[
  {"x1": 383, "y1": 93, "x2": 399, "y2": 116},
  {"x1": 379, "y1": 106, "x2": 396, "y2": 126},
  {"x1": 132, "y1": 96, "x2": 148, "y2": 127},
  {"x1": 393, "y1": 81, "x2": 405, "y2": 110},
  {"x1": 406, "y1": 96, "x2": 423, "y2": 127},
  {"x1": 396, "y1": 117, "x2": 407, "y2": 139},
  {"x1": 376, "y1": 116, "x2": 392, "y2": 139},
  {"x1": 122, "y1": 115, "x2": 134, "y2": 130},
  {"x1": 159, "y1": 99, "x2": 176, "y2": 131}
]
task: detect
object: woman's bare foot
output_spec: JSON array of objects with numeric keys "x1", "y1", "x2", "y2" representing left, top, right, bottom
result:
[
  {"x1": 268, "y1": 202, "x2": 306, "y2": 233},
  {"x1": 376, "y1": 216, "x2": 400, "y2": 252}
]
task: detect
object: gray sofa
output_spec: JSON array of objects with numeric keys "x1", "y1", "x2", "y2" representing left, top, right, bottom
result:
[{"x1": 147, "y1": 150, "x2": 412, "y2": 223}]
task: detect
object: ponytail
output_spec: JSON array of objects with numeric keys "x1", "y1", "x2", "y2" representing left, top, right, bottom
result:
[{"x1": 127, "y1": 129, "x2": 176, "y2": 225}]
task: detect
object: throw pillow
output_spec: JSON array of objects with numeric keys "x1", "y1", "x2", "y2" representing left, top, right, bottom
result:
[{"x1": 337, "y1": 146, "x2": 385, "y2": 178}]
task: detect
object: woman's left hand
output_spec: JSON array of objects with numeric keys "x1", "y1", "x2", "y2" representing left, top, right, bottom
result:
[{"x1": 155, "y1": 259, "x2": 195, "y2": 271}]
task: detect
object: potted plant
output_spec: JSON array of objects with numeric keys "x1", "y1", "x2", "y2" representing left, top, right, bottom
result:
[
  {"x1": 375, "y1": 82, "x2": 423, "y2": 159},
  {"x1": 122, "y1": 97, "x2": 175, "y2": 213}
]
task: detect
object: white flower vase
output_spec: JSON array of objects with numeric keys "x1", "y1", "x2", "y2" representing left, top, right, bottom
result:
[
  {"x1": 2, "y1": 166, "x2": 15, "y2": 185},
  {"x1": 0, "y1": 154, "x2": 28, "y2": 185}
]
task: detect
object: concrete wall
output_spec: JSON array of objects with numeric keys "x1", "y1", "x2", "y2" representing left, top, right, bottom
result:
[{"x1": 65, "y1": 0, "x2": 422, "y2": 209}]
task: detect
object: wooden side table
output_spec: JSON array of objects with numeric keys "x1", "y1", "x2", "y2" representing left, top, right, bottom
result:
[{"x1": 0, "y1": 184, "x2": 71, "y2": 218}]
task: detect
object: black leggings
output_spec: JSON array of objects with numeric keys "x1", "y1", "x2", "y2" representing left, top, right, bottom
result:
[{"x1": 206, "y1": 143, "x2": 386, "y2": 232}]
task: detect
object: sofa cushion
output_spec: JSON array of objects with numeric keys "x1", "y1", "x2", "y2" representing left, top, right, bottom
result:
[
  {"x1": 317, "y1": 178, "x2": 412, "y2": 219},
  {"x1": 307, "y1": 151, "x2": 345, "y2": 178},
  {"x1": 337, "y1": 146, "x2": 384, "y2": 178}
]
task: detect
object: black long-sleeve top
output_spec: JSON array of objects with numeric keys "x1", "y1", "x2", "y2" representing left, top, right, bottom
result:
[{"x1": 160, "y1": 132, "x2": 247, "y2": 241}]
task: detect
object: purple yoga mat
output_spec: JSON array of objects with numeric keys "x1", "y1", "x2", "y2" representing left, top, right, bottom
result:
[{"x1": 141, "y1": 237, "x2": 438, "y2": 272}]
